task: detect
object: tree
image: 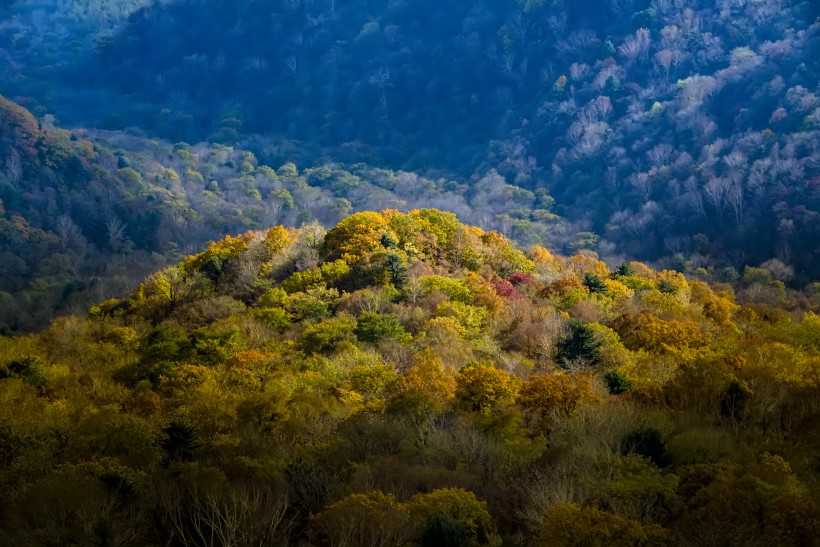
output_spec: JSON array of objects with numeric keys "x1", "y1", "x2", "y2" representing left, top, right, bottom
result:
[
  {"x1": 5, "y1": 461, "x2": 152, "y2": 547},
  {"x1": 558, "y1": 320, "x2": 601, "y2": 369},
  {"x1": 263, "y1": 225, "x2": 292, "y2": 255},
  {"x1": 1, "y1": 355, "x2": 46, "y2": 388},
  {"x1": 673, "y1": 456, "x2": 820, "y2": 547},
  {"x1": 537, "y1": 503, "x2": 671, "y2": 547},
  {"x1": 583, "y1": 273, "x2": 608, "y2": 295},
  {"x1": 615, "y1": 312, "x2": 711, "y2": 357},
  {"x1": 309, "y1": 490, "x2": 412, "y2": 547},
  {"x1": 408, "y1": 488, "x2": 502, "y2": 547},
  {"x1": 348, "y1": 363, "x2": 398, "y2": 402},
  {"x1": 604, "y1": 370, "x2": 632, "y2": 395},
  {"x1": 479, "y1": 231, "x2": 535, "y2": 277},
  {"x1": 517, "y1": 372, "x2": 597, "y2": 427},
  {"x1": 161, "y1": 422, "x2": 202, "y2": 465},
  {"x1": 621, "y1": 428, "x2": 670, "y2": 468},
  {"x1": 455, "y1": 362, "x2": 520, "y2": 413},
  {"x1": 385, "y1": 253, "x2": 408, "y2": 288},
  {"x1": 300, "y1": 315, "x2": 357, "y2": 354},
  {"x1": 354, "y1": 312, "x2": 409, "y2": 344},
  {"x1": 282, "y1": 268, "x2": 325, "y2": 294},
  {"x1": 323, "y1": 212, "x2": 392, "y2": 263},
  {"x1": 141, "y1": 266, "x2": 205, "y2": 319},
  {"x1": 390, "y1": 354, "x2": 456, "y2": 415},
  {"x1": 155, "y1": 462, "x2": 291, "y2": 547},
  {"x1": 615, "y1": 262, "x2": 635, "y2": 277}
]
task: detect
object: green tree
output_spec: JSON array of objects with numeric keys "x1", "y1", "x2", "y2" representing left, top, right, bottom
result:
[
  {"x1": 604, "y1": 370, "x2": 632, "y2": 395},
  {"x1": 301, "y1": 316, "x2": 357, "y2": 354},
  {"x1": 161, "y1": 422, "x2": 202, "y2": 465},
  {"x1": 537, "y1": 503, "x2": 671, "y2": 546},
  {"x1": 309, "y1": 490, "x2": 412, "y2": 547},
  {"x1": 355, "y1": 312, "x2": 409, "y2": 344},
  {"x1": 558, "y1": 320, "x2": 601, "y2": 368},
  {"x1": 385, "y1": 253, "x2": 408, "y2": 288},
  {"x1": 409, "y1": 488, "x2": 501, "y2": 547},
  {"x1": 583, "y1": 273, "x2": 608, "y2": 295}
]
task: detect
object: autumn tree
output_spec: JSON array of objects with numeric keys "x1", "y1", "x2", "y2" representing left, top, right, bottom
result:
[
  {"x1": 408, "y1": 488, "x2": 502, "y2": 547},
  {"x1": 517, "y1": 372, "x2": 597, "y2": 429},
  {"x1": 309, "y1": 490, "x2": 411, "y2": 547},
  {"x1": 537, "y1": 503, "x2": 671, "y2": 547},
  {"x1": 323, "y1": 212, "x2": 392, "y2": 263},
  {"x1": 455, "y1": 362, "x2": 521, "y2": 413}
]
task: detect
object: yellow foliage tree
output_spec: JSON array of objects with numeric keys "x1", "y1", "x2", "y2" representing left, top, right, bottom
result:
[
  {"x1": 323, "y1": 211, "x2": 392, "y2": 263},
  {"x1": 455, "y1": 362, "x2": 521, "y2": 413},
  {"x1": 616, "y1": 312, "x2": 711, "y2": 358},
  {"x1": 394, "y1": 354, "x2": 457, "y2": 407},
  {"x1": 517, "y1": 372, "x2": 597, "y2": 427},
  {"x1": 531, "y1": 245, "x2": 563, "y2": 276},
  {"x1": 263, "y1": 225, "x2": 292, "y2": 255},
  {"x1": 479, "y1": 231, "x2": 535, "y2": 276},
  {"x1": 537, "y1": 503, "x2": 671, "y2": 546},
  {"x1": 564, "y1": 252, "x2": 610, "y2": 278},
  {"x1": 603, "y1": 278, "x2": 634, "y2": 300}
]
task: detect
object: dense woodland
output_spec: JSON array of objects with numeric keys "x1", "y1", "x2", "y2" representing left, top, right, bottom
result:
[
  {"x1": 0, "y1": 96, "x2": 558, "y2": 331},
  {"x1": 2, "y1": 0, "x2": 820, "y2": 278},
  {"x1": 0, "y1": 210, "x2": 819, "y2": 545},
  {"x1": 2, "y1": 2, "x2": 820, "y2": 544}
]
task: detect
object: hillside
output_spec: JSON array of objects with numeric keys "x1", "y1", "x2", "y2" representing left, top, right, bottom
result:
[
  {"x1": 3, "y1": 0, "x2": 820, "y2": 281},
  {"x1": 0, "y1": 96, "x2": 560, "y2": 331},
  {"x1": 0, "y1": 210, "x2": 818, "y2": 545}
]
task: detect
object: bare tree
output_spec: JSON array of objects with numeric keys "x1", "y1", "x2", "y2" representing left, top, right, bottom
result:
[
  {"x1": 629, "y1": 172, "x2": 652, "y2": 202},
  {"x1": 3, "y1": 149, "x2": 22, "y2": 183},
  {"x1": 646, "y1": 143, "x2": 674, "y2": 168},
  {"x1": 56, "y1": 214, "x2": 83, "y2": 251},
  {"x1": 654, "y1": 49, "x2": 674, "y2": 82},
  {"x1": 619, "y1": 28, "x2": 651, "y2": 63},
  {"x1": 728, "y1": 179, "x2": 744, "y2": 226},
  {"x1": 106, "y1": 218, "x2": 128, "y2": 250},
  {"x1": 703, "y1": 176, "x2": 730, "y2": 218},
  {"x1": 516, "y1": 459, "x2": 591, "y2": 534},
  {"x1": 156, "y1": 480, "x2": 291, "y2": 547}
]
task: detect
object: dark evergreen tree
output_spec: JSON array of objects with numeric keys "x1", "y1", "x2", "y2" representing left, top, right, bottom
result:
[
  {"x1": 160, "y1": 422, "x2": 202, "y2": 465},
  {"x1": 583, "y1": 273, "x2": 608, "y2": 295},
  {"x1": 385, "y1": 253, "x2": 408, "y2": 289},
  {"x1": 558, "y1": 320, "x2": 601, "y2": 368},
  {"x1": 603, "y1": 370, "x2": 632, "y2": 395},
  {"x1": 621, "y1": 428, "x2": 669, "y2": 468}
]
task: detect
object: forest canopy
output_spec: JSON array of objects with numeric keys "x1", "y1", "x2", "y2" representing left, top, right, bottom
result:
[
  {"x1": 1, "y1": 0, "x2": 820, "y2": 544},
  {"x1": 0, "y1": 210, "x2": 818, "y2": 545}
]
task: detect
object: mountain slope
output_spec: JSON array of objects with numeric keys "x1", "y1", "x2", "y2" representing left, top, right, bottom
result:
[
  {"x1": 0, "y1": 210, "x2": 819, "y2": 544},
  {"x1": 58, "y1": 0, "x2": 820, "y2": 277},
  {"x1": 3, "y1": 1, "x2": 820, "y2": 280},
  {"x1": 0, "y1": 96, "x2": 561, "y2": 331}
]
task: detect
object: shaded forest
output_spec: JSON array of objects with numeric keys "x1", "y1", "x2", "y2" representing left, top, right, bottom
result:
[{"x1": 2, "y1": 0, "x2": 820, "y2": 278}]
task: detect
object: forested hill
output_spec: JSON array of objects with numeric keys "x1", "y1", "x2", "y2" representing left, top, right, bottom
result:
[
  {"x1": 0, "y1": 95, "x2": 560, "y2": 331},
  {"x1": 0, "y1": 209, "x2": 819, "y2": 545}
]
